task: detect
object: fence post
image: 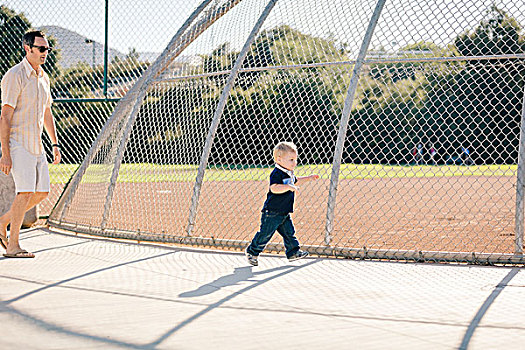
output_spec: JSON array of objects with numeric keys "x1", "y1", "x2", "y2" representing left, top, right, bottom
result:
[
  {"x1": 186, "y1": 0, "x2": 279, "y2": 236},
  {"x1": 514, "y1": 84, "x2": 525, "y2": 255},
  {"x1": 324, "y1": 0, "x2": 386, "y2": 245},
  {"x1": 104, "y1": 0, "x2": 109, "y2": 97}
]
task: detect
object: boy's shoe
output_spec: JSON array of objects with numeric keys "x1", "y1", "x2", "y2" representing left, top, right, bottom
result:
[
  {"x1": 245, "y1": 248, "x2": 258, "y2": 266},
  {"x1": 288, "y1": 250, "x2": 309, "y2": 262}
]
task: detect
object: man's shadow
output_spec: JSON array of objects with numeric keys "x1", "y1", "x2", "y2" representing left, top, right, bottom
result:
[{"x1": 179, "y1": 264, "x2": 295, "y2": 298}]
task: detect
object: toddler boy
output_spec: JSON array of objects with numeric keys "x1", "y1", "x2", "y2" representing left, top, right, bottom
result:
[{"x1": 245, "y1": 141, "x2": 319, "y2": 266}]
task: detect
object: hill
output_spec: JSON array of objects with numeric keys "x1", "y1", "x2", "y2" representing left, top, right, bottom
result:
[{"x1": 39, "y1": 25, "x2": 126, "y2": 69}]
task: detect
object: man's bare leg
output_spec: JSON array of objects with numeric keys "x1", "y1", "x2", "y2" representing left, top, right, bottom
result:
[
  {"x1": 0, "y1": 192, "x2": 47, "y2": 236},
  {"x1": 25, "y1": 191, "x2": 48, "y2": 212},
  {"x1": 2, "y1": 192, "x2": 47, "y2": 256}
]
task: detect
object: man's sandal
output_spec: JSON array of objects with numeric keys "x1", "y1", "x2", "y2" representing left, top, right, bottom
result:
[{"x1": 3, "y1": 250, "x2": 35, "y2": 258}]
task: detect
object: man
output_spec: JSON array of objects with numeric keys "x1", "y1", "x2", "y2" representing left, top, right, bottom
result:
[{"x1": 0, "y1": 30, "x2": 61, "y2": 258}]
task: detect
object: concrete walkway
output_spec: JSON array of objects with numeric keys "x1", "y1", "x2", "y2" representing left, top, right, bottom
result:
[{"x1": 0, "y1": 228, "x2": 524, "y2": 349}]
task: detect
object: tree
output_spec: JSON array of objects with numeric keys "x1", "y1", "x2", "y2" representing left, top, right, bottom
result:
[
  {"x1": 50, "y1": 56, "x2": 149, "y2": 163},
  {"x1": 201, "y1": 26, "x2": 347, "y2": 165},
  {"x1": 119, "y1": 9, "x2": 525, "y2": 166},
  {"x1": 0, "y1": 5, "x2": 59, "y2": 78},
  {"x1": 345, "y1": 6, "x2": 525, "y2": 165},
  {"x1": 424, "y1": 6, "x2": 525, "y2": 164},
  {"x1": 345, "y1": 67, "x2": 429, "y2": 164},
  {"x1": 369, "y1": 41, "x2": 447, "y2": 82},
  {"x1": 455, "y1": 6, "x2": 525, "y2": 60},
  {"x1": 0, "y1": 5, "x2": 30, "y2": 77},
  {"x1": 124, "y1": 26, "x2": 347, "y2": 165}
]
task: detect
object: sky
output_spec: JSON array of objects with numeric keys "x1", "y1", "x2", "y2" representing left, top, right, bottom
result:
[
  {"x1": 4, "y1": 0, "x2": 200, "y2": 54},
  {"x1": 4, "y1": 0, "x2": 525, "y2": 58}
]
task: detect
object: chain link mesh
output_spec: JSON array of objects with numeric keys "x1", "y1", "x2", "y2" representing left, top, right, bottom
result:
[
  {"x1": 1, "y1": 0, "x2": 201, "y2": 216},
  {"x1": 3, "y1": 0, "x2": 525, "y2": 264}
]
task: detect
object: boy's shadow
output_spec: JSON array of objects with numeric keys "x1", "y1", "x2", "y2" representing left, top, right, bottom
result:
[{"x1": 179, "y1": 264, "x2": 295, "y2": 298}]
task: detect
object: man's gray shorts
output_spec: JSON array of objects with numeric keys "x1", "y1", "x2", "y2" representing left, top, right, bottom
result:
[{"x1": 10, "y1": 139, "x2": 50, "y2": 193}]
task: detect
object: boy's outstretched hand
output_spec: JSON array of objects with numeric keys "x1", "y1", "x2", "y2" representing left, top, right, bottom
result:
[{"x1": 295, "y1": 174, "x2": 320, "y2": 187}]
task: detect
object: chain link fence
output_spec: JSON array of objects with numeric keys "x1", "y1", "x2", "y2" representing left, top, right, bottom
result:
[
  {"x1": 1, "y1": 0, "x2": 200, "y2": 216},
  {"x1": 2, "y1": 0, "x2": 525, "y2": 264}
]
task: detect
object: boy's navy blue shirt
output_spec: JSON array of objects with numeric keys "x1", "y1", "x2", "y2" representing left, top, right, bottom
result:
[{"x1": 262, "y1": 166, "x2": 296, "y2": 214}]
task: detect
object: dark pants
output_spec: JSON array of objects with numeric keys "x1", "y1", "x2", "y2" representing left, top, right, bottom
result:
[{"x1": 247, "y1": 211, "x2": 300, "y2": 259}]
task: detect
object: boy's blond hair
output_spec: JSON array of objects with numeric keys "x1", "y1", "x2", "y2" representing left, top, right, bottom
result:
[{"x1": 273, "y1": 141, "x2": 297, "y2": 161}]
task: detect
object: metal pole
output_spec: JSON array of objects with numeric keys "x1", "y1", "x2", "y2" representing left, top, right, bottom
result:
[
  {"x1": 514, "y1": 84, "x2": 525, "y2": 254},
  {"x1": 186, "y1": 0, "x2": 279, "y2": 236},
  {"x1": 104, "y1": 0, "x2": 109, "y2": 97},
  {"x1": 84, "y1": 39, "x2": 95, "y2": 94},
  {"x1": 324, "y1": 0, "x2": 386, "y2": 245},
  {"x1": 92, "y1": 42, "x2": 96, "y2": 96}
]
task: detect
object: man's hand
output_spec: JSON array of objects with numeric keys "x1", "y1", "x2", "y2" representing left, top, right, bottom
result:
[
  {"x1": 52, "y1": 147, "x2": 61, "y2": 164},
  {"x1": 0, "y1": 154, "x2": 12, "y2": 175},
  {"x1": 0, "y1": 105, "x2": 15, "y2": 175}
]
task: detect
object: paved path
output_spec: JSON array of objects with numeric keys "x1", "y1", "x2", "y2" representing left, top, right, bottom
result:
[{"x1": 0, "y1": 228, "x2": 524, "y2": 349}]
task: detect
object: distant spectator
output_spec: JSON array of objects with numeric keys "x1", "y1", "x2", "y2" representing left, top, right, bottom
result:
[
  {"x1": 461, "y1": 146, "x2": 473, "y2": 165},
  {"x1": 429, "y1": 144, "x2": 437, "y2": 165},
  {"x1": 416, "y1": 143, "x2": 423, "y2": 165}
]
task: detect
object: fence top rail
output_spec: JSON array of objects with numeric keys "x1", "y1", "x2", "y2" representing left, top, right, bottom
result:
[
  {"x1": 56, "y1": 51, "x2": 525, "y2": 103},
  {"x1": 150, "y1": 53, "x2": 525, "y2": 84}
]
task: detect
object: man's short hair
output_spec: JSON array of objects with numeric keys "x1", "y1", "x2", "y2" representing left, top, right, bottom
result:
[
  {"x1": 273, "y1": 141, "x2": 298, "y2": 161},
  {"x1": 22, "y1": 30, "x2": 46, "y2": 48}
]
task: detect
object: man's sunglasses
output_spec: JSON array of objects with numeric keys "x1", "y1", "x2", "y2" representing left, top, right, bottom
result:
[{"x1": 30, "y1": 45, "x2": 52, "y2": 53}]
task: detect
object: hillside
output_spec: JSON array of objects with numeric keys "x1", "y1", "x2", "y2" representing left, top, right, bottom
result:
[{"x1": 39, "y1": 25, "x2": 126, "y2": 69}]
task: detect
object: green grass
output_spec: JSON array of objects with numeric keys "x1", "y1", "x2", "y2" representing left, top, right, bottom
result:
[
  {"x1": 48, "y1": 163, "x2": 517, "y2": 184},
  {"x1": 49, "y1": 164, "x2": 79, "y2": 184}
]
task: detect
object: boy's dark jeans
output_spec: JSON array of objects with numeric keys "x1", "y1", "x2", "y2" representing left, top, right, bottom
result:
[{"x1": 247, "y1": 211, "x2": 300, "y2": 259}]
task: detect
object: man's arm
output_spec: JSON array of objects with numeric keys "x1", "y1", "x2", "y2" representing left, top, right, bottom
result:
[
  {"x1": 0, "y1": 105, "x2": 14, "y2": 175},
  {"x1": 43, "y1": 106, "x2": 61, "y2": 164}
]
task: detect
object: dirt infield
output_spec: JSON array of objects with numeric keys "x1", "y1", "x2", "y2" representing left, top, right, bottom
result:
[{"x1": 45, "y1": 175, "x2": 519, "y2": 256}]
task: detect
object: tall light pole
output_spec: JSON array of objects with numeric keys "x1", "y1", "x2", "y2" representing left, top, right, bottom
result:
[{"x1": 85, "y1": 38, "x2": 96, "y2": 95}]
